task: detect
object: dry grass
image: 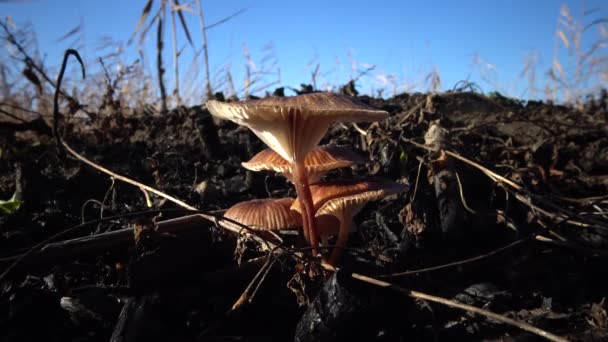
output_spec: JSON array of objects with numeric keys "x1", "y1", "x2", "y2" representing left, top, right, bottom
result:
[
  {"x1": 469, "y1": 2, "x2": 608, "y2": 104},
  {"x1": 0, "y1": 1, "x2": 606, "y2": 123},
  {"x1": 547, "y1": 3, "x2": 608, "y2": 104}
]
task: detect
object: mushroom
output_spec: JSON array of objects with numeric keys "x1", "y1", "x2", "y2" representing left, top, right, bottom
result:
[
  {"x1": 223, "y1": 198, "x2": 301, "y2": 233},
  {"x1": 207, "y1": 92, "x2": 388, "y2": 254},
  {"x1": 223, "y1": 197, "x2": 339, "y2": 246},
  {"x1": 292, "y1": 179, "x2": 407, "y2": 266},
  {"x1": 242, "y1": 144, "x2": 367, "y2": 184}
]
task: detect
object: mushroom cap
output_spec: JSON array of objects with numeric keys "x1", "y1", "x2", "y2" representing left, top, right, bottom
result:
[
  {"x1": 206, "y1": 92, "x2": 388, "y2": 163},
  {"x1": 241, "y1": 144, "x2": 368, "y2": 183},
  {"x1": 223, "y1": 198, "x2": 301, "y2": 231},
  {"x1": 291, "y1": 179, "x2": 407, "y2": 221}
]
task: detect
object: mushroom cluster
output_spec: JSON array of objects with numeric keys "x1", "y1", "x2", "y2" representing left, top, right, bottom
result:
[{"x1": 206, "y1": 92, "x2": 407, "y2": 266}]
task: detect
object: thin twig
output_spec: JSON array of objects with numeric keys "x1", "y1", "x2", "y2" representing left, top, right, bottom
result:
[
  {"x1": 0, "y1": 209, "x2": 175, "y2": 283},
  {"x1": 351, "y1": 65, "x2": 376, "y2": 83},
  {"x1": 444, "y1": 148, "x2": 608, "y2": 230},
  {"x1": 62, "y1": 141, "x2": 279, "y2": 252},
  {"x1": 249, "y1": 255, "x2": 279, "y2": 299},
  {"x1": 402, "y1": 138, "x2": 608, "y2": 231},
  {"x1": 63, "y1": 141, "x2": 195, "y2": 210},
  {"x1": 196, "y1": 0, "x2": 213, "y2": 99},
  {"x1": 378, "y1": 237, "x2": 531, "y2": 278},
  {"x1": 156, "y1": 6, "x2": 168, "y2": 113},
  {"x1": 0, "y1": 21, "x2": 86, "y2": 113},
  {"x1": 0, "y1": 102, "x2": 44, "y2": 117},
  {"x1": 397, "y1": 96, "x2": 425, "y2": 124},
  {"x1": 204, "y1": 7, "x2": 248, "y2": 31},
  {"x1": 455, "y1": 171, "x2": 478, "y2": 215},
  {"x1": 349, "y1": 272, "x2": 568, "y2": 342},
  {"x1": 53, "y1": 49, "x2": 85, "y2": 155},
  {"x1": 169, "y1": 0, "x2": 181, "y2": 106},
  {"x1": 0, "y1": 210, "x2": 246, "y2": 269},
  {"x1": 0, "y1": 108, "x2": 28, "y2": 122},
  {"x1": 229, "y1": 249, "x2": 281, "y2": 312},
  {"x1": 410, "y1": 157, "x2": 424, "y2": 202},
  {"x1": 534, "y1": 234, "x2": 608, "y2": 257},
  {"x1": 555, "y1": 194, "x2": 608, "y2": 206}
]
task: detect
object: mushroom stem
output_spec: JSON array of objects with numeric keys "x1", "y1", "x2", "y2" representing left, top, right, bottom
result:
[
  {"x1": 293, "y1": 160, "x2": 320, "y2": 256},
  {"x1": 328, "y1": 214, "x2": 352, "y2": 266}
]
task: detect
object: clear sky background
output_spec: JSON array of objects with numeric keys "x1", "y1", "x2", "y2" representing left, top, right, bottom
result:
[{"x1": 1, "y1": 0, "x2": 607, "y2": 103}]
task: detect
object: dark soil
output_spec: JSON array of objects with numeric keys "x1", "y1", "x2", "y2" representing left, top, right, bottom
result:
[{"x1": 1, "y1": 89, "x2": 607, "y2": 341}]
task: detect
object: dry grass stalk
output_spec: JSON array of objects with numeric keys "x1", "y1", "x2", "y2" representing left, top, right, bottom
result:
[
  {"x1": 196, "y1": 0, "x2": 213, "y2": 99},
  {"x1": 169, "y1": 0, "x2": 180, "y2": 106},
  {"x1": 549, "y1": 3, "x2": 608, "y2": 103},
  {"x1": 155, "y1": 4, "x2": 168, "y2": 112}
]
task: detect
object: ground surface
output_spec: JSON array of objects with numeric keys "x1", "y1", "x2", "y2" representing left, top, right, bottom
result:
[{"x1": 1, "y1": 89, "x2": 607, "y2": 341}]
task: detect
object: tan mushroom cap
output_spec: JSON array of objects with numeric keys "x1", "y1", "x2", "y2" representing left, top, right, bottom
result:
[
  {"x1": 206, "y1": 92, "x2": 388, "y2": 163},
  {"x1": 291, "y1": 179, "x2": 407, "y2": 220},
  {"x1": 241, "y1": 145, "x2": 368, "y2": 183},
  {"x1": 223, "y1": 198, "x2": 301, "y2": 231}
]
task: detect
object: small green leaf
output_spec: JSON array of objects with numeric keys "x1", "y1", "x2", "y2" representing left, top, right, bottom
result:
[{"x1": 0, "y1": 193, "x2": 23, "y2": 215}]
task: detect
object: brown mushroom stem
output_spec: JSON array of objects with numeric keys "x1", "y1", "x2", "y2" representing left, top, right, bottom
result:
[
  {"x1": 293, "y1": 160, "x2": 320, "y2": 256},
  {"x1": 328, "y1": 215, "x2": 352, "y2": 266}
]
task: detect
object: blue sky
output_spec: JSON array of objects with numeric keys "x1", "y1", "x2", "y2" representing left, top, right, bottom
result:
[{"x1": 1, "y1": 0, "x2": 607, "y2": 102}]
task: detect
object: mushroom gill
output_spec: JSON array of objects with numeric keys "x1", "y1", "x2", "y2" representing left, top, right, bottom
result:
[{"x1": 242, "y1": 144, "x2": 367, "y2": 184}]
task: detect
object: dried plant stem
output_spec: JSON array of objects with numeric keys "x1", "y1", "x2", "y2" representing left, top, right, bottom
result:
[
  {"x1": 378, "y1": 236, "x2": 532, "y2": 278},
  {"x1": 156, "y1": 6, "x2": 168, "y2": 113},
  {"x1": 63, "y1": 142, "x2": 195, "y2": 211},
  {"x1": 230, "y1": 250, "x2": 280, "y2": 312},
  {"x1": 0, "y1": 209, "x2": 171, "y2": 283},
  {"x1": 61, "y1": 141, "x2": 278, "y2": 252},
  {"x1": 349, "y1": 272, "x2": 568, "y2": 342},
  {"x1": 53, "y1": 49, "x2": 85, "y2": 155},
  {"x1": 443, "y1": 148, "x2": 608, "y2": 230},
  {"x1": 293, "y1": 160, "x2": 319, "y2": 256},
  {"x1": 169, "y1": 0, "x2": 180, "y2": 106},
  {"x1": 534, "y1": 234, "x2": 608, "y2": 257},
  {"x1": 196, "y1": 0, "x2": 213, "y2": 99},
  {"x1": 0, "y1": 21, "x2": 82, "y2": 109},
  {"x1": 402, "y1": 138, "x2": 608, "y2": 231}
]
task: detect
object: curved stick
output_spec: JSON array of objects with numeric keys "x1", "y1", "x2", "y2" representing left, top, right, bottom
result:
[{"x1": 53, "y1": 49, "x2": 85, "y2": 156}]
